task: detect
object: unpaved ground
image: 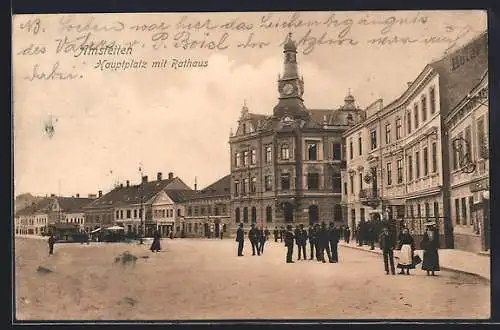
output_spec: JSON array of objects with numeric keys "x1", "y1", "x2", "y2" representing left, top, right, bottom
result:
[{"x1": 14, "y1": 237, "x2": 490, "y2": 320}]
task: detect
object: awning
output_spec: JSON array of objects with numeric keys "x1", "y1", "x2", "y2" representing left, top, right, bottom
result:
[{"x1": 90, "y1": 227, "x2": 102, "y2": 233}]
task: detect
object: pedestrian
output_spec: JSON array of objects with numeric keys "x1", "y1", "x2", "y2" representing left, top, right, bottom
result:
[
  {"x1": 259, "y1": 227, "x2": 267, "y2": 254},
  {"x1": 368, "y1": 222, "x2": 376, "y2": 250},
  {"x1": 358, "y1": 222, "x2": 365, "y2": 246},
  {"x1": 249, "y1": 223, "x2": 260, "y2": 256},
  {"x1": 421, "y1": 222, "x2": 440, "y2": 276},
  {"x1": 329, "y1": 222, "x2": 340, "y2": 263},
  {"x1": 236, "y1": 223, "x2": 244, "y2": 256},
  {"x1": 294, "y1": 225, "x2": 300, "y2": 245},
  {"x1": 264, "y1": 227, "x2": 270, "y2": 241},
  {"x1": 318, "y1": 222, "x2": 332, "y2": 263},
  {"x1": 279, "y1": 226, "x2": 285, "y2": 243},
  {"x1": 150, "y1": 230, "x2": 161, "y2": 252},
  {"x1": 48, "y1": 234, "x2": 56, "y2": 255},
  {"x1": 346, "y1": 226, "x2": 351, "y2": 244},
  {"x1": 296, "y1": 224, "x2": 308, "y2": 260},
  {"x1": 273, "y1": 227, "x2": 279, "y2": 242},
  {"x1": 220, "y1": 230, "x2": 224, "y2": 239},
  {"x1": 313, "y1": 223, "x2": 321, "y2": 261},
  {"x1": 308, "y1": 225, "x2": 316, "y2": 260},
  {"x1": 284, "y1": 224, "x2": 295, "y2": 263},
  {"x1": 379, "y1": 226, "x2": 396, "y2": 275},
  {"x1": 396, "y1": 227, "x2": 416, "y2": 275}
]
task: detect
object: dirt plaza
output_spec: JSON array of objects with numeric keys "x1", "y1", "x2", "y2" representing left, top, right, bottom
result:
[{"x1": 14, "y1": 237, "x2": 490, "y2": 320}]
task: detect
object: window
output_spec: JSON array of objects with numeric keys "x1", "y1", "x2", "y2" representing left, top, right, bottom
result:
[
  {"x1": 307, "y1": 173, "x2": 319, "y2": 190},
  {"x1": 332, "y1": 173, "x2": 342, "y2": 193},
  {"x1": 461, "y1": 198, "x2": 467, "y2": 225},
  {"x1": 455, "y1": 199, "x2": 460, "y2": 225},
  {"x1": 251, "y1": 207, "x2": 257, "y2": 223},
  {"x1": 414, "y1": 103, "x2": 419, "y2": 129},
  {"x1": 234, "y1": 180, "x2": 240, "y2": 195},
  {"x1": 235, "y1": 208, "x2": 240, "y2": 223},
  {"x1": 214, "y1": 207, "x2": 219, "y2": 216},
  {"x1": 162, "y1": 209, "x2": 166, "y2": 217},
  {"x1": 281, "y1": 173, "x2": 291, "y2": 190},
  {"x1": 133, "y1": 209, "x2": 137, "y2": 218},
  {"x1": 332, "y1": 143, "x2": 341, "y2": 160},
  {"x1": 251, "y1": 150, "x2": 256, "y2": 165},
  {"x1": 116, "y1": 210, "x2": 119, "y2": 219},
  {"x1": 421, "y1": 95, "x2": 427, "y2": 122},
  {"x1": 242, "y1": 123, "x2": 246, "y2": 134},
  {"x1": 188, "y1": 223, "x2": 192, "y2": 233},
  {"x1": 415, "y1": 151, "x2": 420, "y2": 178},
  {"x1": 265, "y1": 175, "x2": 272, "y2": 191},
  {"x1": 349, "y1": 174, "x2": 354, "y2": 194},
  {"x1": 386, "y1": 163, "x2": 392, "y2": 186},
  {"x1": 177, "y1": 209, "x2": 181, "y2": 217},
  {"x1": 359, "y1": 173, "x2": 363, "y2": 191},
  {"x1": 464, "y1": 126, "x2": 472, "y2": 160},
  {"x1": 434, "y1": 202, "x2": 439, "y2": 220},
  {"x1": 385, "y1": 123, "x2": 391, "y2": 144},
  {"x1": 452, "y1": 136, "x2": 459, "y2": 170},
  {"x1": 360, "y1": 208, "x2": 365, "y2": 222},
  {"x1": 477, "y1": 116, "x2": 487, "y2": 159},
  {"x1": 250, "y1": 177, "x2": 257, "y2": 193},
  {"x1": 370, "y1": 130, "x2": 377, "y2": 150},
  {"x1": 201, "y1": 207, "x2": 205, "y2": 215},
  {"x1": 397, "y1": 159, "x2": 403, "y2": 183},
  {"x1": 349, "y1": 138, "x2": 354, "y2": 159},
  {"x1": 120, "y1": 210, "x2": 123, "y2": 219},
  {"x1": 266, "y1": 206, "x2": 273, "y2": 222},
  {"x1": 423, "y1": 147, "x2": 429, "y2": 176},
  {"x1": 242, "y1": 151, "x2": 249, "y2": 166},
  {"x1": 347, "y1": 114, "x2": 353, "y2": 123},
  {"x1": 243, "y1": 178, "x2": 249, "y2": 194},
  {"x1": 307, "y1": 142, "x2": 318, "y2": 160},
  {"x1": 396, "y1": 118, "x2": 402, "y2": 139},
  {"x1": 243, "y1": 207, "x2": 248, "y2": 223},
  {"x1": 265, "y1": 146, "x2": 272, "y2": 163},
  {"x1": 424, "y1": 203, "x2": 430, "y2": 220},
  {"x1": 351, "y1": 208, "x2": 356, "y2": 222},
  {"x1": 235, "y1": 152, "x2": 241, "y2": 167},
  {"x1": 468, "y1": 196, "x2": 474, "y2": 225},
  {"x1": 358, "y1": 136, "x2": 362, "y2": 155},
  {"x1": 456, "y1": 132, "x2": 464, "y2": 166},
  {"x1": 408, "y1": 155, "x2": 413, "y2": 181},
  {"x1": 194, "y1": 223, "x2": 198, "y2": 232},
  {"x1": 432, "y1": 142, "x2": 437, "y2": 173},
  {"x1": 430, "y1": 87, "x2": 436, "y2": 114},
  {"x1": 281, "y1": 144, "x2": 290, "y2": 160},
  {"x1": 343, "y1": 182, "x2": 348, "y2": 195},
  {"x1": 207, "y1": 206, "x2": 212, "y2": 215},
  {"x1": 407, "y1": 112, "x2": 412, "y2": 134}
]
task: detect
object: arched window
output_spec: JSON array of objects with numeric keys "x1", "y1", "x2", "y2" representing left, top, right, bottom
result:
[
  {"x1": 347, "y1": 114, "x2": 354, "y2": 123},
  {"x1": 251, "y1": 206, "x2": 257, "y2": 223},
  {"x1": 280, "y1": 144, "x2": 290, "y2": 160},
  {"x1": 243, "y1": 207, "x2": 249, "y2": 223},
  {"x1": 235, "y1": 207, "x2": 240, "y2": 223},
  {"x1": 266, "y1": 206, "x2": 273, "y2": 223},
  {"x1": 308, "y1": 205, "x2": 319, "y2": 225}
]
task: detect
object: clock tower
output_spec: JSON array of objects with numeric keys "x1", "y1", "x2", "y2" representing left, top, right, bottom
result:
[{"x1": 273, "y1": 33, "x2": 309, "y2": 120}]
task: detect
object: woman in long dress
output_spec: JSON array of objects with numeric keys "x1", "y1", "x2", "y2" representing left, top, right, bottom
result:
[
  {"x1": 421, "y1": 222, "x2": 440, "y2": 276},
  {"x1": 397, "y1": 228, "x2": 415, "y2": 275},
  {"x1": 150, "y1": 230, "x2": 161, "y2": 253}
]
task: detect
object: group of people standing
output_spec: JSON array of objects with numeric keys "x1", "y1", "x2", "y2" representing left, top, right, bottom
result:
[
  {"x1": 378, "y1": 222, "x2": 441, "y2": 276},
  {"x1": 235, "y1": 223, "x2": 270, "y2": 256}
]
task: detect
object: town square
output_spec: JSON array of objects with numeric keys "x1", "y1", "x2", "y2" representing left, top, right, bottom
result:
[{"x1": 13, "y1": 11, "x2": 490, "y2": 320}]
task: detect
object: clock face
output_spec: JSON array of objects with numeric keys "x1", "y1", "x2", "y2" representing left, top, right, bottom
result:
[{"x1": 283, "y1": 83, "x2": 294, "y2": 95}]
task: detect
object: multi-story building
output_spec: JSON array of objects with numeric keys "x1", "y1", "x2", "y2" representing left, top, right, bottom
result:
[
  {"x1": 84, "y1": 172, "x2": 192, "y2": 236},
  {"x1": 50, "y1": 195, "x2": 95, "y2": 231},
  {"x1": 182, "y1": 175, "x2": 231, "y2": 238},
  {"x1": 152, "y1": 189, "x2": 193, "y2": 237},
  {"x1": 15, "y1": 198, "x2": 52, "y2": 235},
  {"x1": 229, "y1": 34, "x2": 365, "y2": 231},
  {"x1": 342, "y1": 31, "x2": 488, "y2": 248},
  {"x1": 445, "y1": 71, "x2": 489, "y2": 252}
]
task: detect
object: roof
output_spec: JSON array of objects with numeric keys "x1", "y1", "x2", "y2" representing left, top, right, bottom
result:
[
  {"x1": 429, "y1": 31, "x2": 488, "y2": 115},
  {"x1": 56, "y1": 197, "x2": 94, "y2": 213},
  {"x1": 16, "y1": 198, "x2": 53, "y2": 216},
  {"x1": 165, "y1": 190, "x2": 198, "y2": 203},
  {"x1": 187, "y1": 175, "x2": 231, "y2": 200},
  {"x1": 85, "y1": 177, "x2": 191, "y2": 209}
]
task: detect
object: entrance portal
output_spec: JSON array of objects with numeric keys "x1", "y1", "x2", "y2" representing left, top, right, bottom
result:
[{"x1": 284, "y1": 203, "x2": 294, "y2": 222}]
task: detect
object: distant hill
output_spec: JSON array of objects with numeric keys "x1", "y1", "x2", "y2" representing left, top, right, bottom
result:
[{"x1": 15, "y1": 193, "x2": 45, "y2": 213}]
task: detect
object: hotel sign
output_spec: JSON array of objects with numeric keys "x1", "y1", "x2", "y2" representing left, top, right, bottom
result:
[{"x1": 469, "y1": 178, "x2": 488, "y2": 193}]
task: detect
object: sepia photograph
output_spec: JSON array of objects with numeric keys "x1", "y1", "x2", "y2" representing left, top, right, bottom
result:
[{"x1": 12, "y1": 10, "x2": 490, "y2": 321}]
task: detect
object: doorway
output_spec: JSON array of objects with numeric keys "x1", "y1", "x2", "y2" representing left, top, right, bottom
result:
[
  {"x1": 284, "y1": 203, "x2": 294, "y2": 222},
  {"x1": 308, "y1": 205, "x2": 318, "y2": 225}
]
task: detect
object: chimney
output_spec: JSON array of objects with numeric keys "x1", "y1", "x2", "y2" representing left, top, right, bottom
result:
[
  {"x1": 76, "y1": 193, "x2": 80, "y2": 198},
  {"x1": 168, "y1": 172, "x2": 173, "y2": 180},
  {"x1": 126, "y1": 180, "x2": 130, "y2": 187},
  {"x1": 194, "y1": 176, "x2": 198, "y2": 191},
  {"x1": 142, "y1": 176, "x2": 148, "y2": 183},
  {"x1": 157, "y1": 172, "x2": 163, "y2": 181},
  {"x1": 98, "y1": 190, "x2": 102, "y2": 198}
]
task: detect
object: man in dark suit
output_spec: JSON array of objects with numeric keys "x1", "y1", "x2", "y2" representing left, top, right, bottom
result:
[
  {"x1": 248, "y1": 223, "x2": 260, "y2": 256},
  {"x1": 379, "y1": 226, "x2": 396, "y2": 275},
  {"x1": 235, "y1": 223, "x2": 245, "y2": 256},
  {"x1": 284, "y1": 224, "x2": 295, "y2": 263},
  {"x1": 48, "y1": 234, "x2": 56, "y2": 255},
  {"x1": 308, "y1": 225, "x2": 316, "y2": 260},
  {"x1": 329, "y1": 222, "x2": 340, "y2": 263},
  {"x1": 273, "y1": 227, "x2": 279, "y2": 242},
  {"x1": 296, "y1": 224, "x2": 308, "y2": 260},
  {"x1": 318, "y1": 222, "x2": 332, "y2": 263}
]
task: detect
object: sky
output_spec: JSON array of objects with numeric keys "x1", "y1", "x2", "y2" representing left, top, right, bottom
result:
[{"x1": 12, "y1": 10, "x2": 487, "y2": 197}]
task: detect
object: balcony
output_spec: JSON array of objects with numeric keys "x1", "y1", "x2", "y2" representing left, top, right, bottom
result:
[{"x1": 359, "y1": 188, "x2": 381, "y2": 208}]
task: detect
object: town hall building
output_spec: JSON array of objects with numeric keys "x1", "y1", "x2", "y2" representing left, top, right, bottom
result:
[{"x1": 229, "y1": 33, "x2": 365, "y2": 229}]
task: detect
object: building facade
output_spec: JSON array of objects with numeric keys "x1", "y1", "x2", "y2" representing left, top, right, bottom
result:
[
  {"x1": 229, "y1": 34, "x2": 365, "y2": 232},
  {"x1": 15, "y1": 198, "x2": 52, "y2": 235},
  {"x1": 445, "y1": 71, "x2": 489, "y2": 252},
  {"x1": 182, "y1": 175, "x2": 231, "y2": 238}
]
